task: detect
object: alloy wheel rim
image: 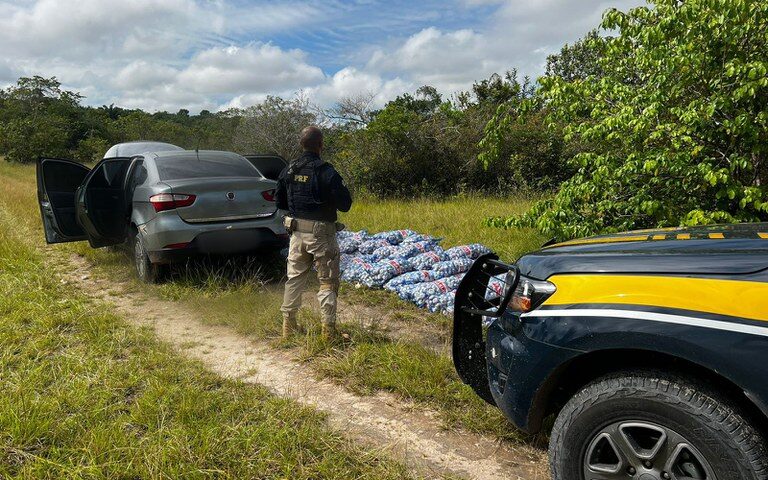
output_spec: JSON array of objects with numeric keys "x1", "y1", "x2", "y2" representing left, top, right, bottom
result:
[{"x1": 583, "y1": 420, "x2": 715, "y2": 480}]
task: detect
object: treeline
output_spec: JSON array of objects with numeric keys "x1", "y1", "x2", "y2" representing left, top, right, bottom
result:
[
  {"x1": 0, "y1": 67, "x2": 579, "y2": 196},
  {"x1": 3, "y1": 0, "x2": 766, "y2": 239},
  {"x1": 0, "y1": 77, "x2": 240, "y2": 165}
]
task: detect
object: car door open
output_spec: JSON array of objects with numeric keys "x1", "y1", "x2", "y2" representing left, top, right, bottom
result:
[
  {"x1": 243, "y1": 154, "x2": 287, "y2": 181},
  {"x1": 76, "y1": 157, "x2": 132, "y2": 248},
  {"x1": 37, "y1": 157, "x2": 91, "y2": 244}
]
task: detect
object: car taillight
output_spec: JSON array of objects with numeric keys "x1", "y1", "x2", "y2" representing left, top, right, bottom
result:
[
  {"x1": 149, "y1": 193, "x2": 196, "y2": 212},
  {"x1": 261, "y1": 189, "x2": 276, "y2": 202},
  {"x1": 506, "y1": 276, "x2": 556, "y2": 313}
]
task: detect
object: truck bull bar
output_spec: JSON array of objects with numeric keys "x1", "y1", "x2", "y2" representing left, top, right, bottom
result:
[{"x1": 452, "y1": 253, "x2": 520, "y2": 405}]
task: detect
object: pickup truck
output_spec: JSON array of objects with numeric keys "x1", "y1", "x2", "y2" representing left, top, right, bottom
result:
[{"x1": 453, "y1": 223, "x2": 768, "y2": 479}]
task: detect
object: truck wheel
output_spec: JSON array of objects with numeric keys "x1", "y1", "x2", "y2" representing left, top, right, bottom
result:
[
  {"x1": 549, "y1": 371, "x2": 768, "y2": 480},
  {"x1": 133, "y1": 233, "x2": 166, "y2": 284}
]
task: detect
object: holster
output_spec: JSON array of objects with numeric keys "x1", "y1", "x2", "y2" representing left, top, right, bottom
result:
[{"x1": 283, "y1": 216, "x2": 296, "y2": 235}]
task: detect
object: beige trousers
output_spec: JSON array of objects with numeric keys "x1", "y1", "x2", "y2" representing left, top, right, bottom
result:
[{"x1": 280, "y1": 224, "x2": 340, "y2": 326}]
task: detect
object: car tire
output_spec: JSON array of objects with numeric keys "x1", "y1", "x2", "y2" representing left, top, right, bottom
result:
[
  {"x1": 549, "y1": 370, "x2": 768, "y2": 480},
  {"x1": 132, "y1": 233, "x2": 166, "y2": 284}
]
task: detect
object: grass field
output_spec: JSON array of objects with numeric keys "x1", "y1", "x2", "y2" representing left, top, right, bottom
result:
[
  {"x1": 0, "y1": 163, "x2": 412, "y2": 478},
  {"x1": 0, "y1": 161, "x2": 546, "y2": 445}
]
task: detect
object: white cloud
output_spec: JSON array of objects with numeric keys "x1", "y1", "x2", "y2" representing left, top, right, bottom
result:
[
  {"x1": 178, "y1": 44, "x2": 324, "y2": 94},
  {"x1": 367, "y1": 27, "x2": 505, "y2": 93},
  {"x1": 360, "y1": 0, "x2": 640, "y2": 98},
  {"x1": 0, "y1": 0, "x2": 643, "y2": 112},
  {"x1": 113, "y1": 61, "x2": 178, "y2": 91},
  {"x1": 307, "y1": 67, "x2": 412, "y2": 108},
  {"x1": 107, "y1": 43, "x2": 325, "y2": 111},
  {"x1": 0, "y1": 0, "x2": 200, "y2": 61}
]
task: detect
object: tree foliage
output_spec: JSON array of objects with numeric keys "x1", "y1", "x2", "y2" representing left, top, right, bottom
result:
[
  {"x1": 0, "y1": 77, "x2": 240, "y2": 164},
  {"x1": 478, "y1": 72, "x2": 574, "y2": 192},
  {"x1": 334, "y1": 73, "x2": 571, "y2": 196},
  {"x1": 231, "y1": 95, "x2": 320, "y2": 160},
  {"x1": 488, "y1": 0, "x2": 768, "y2": 240}
]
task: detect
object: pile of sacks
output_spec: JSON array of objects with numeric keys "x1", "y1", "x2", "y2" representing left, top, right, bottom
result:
[{"x1": 337, "y1": 229, "x2": 491, "y2": 315}]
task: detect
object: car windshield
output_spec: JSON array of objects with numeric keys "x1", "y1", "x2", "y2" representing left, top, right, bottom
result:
[
  {"x1": 156, "y1": 155, "x2": 259, "y2": 180},
  {"x1": 104, "y1": 142, "x2": 182, "y2": 158}
]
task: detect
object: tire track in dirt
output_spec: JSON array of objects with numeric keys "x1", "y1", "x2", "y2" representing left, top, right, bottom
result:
[{"x1": 61, "y1": 253, "x2": 548, "y2": 480}]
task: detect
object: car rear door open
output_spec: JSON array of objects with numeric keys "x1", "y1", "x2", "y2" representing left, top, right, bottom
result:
[
  {"x1": 77, "y1": 157, "x2": 132, "y2": 248},
  {"x1": 37, "y1": 158, "x2": 90, "y2": 244}
]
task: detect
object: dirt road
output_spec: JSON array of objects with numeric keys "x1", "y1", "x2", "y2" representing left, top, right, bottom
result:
[{"x1": 61, "y1": 253, "x2": 548, "y2": 480}]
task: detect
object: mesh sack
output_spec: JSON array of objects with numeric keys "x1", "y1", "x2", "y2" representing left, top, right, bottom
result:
[
  {"x1": 340, "y1": 253, "x2": 376, "y2": 271},
  {"x1": 359, "y1": 257, "x2": 414, "y2": 288},
  {"x1": 403, "y1": 249, "x2": 446, "y2": 270},
  {"x1": 384, "y1": 269, "x2": 440, "y2": 291},
  {"x1": 409, "y1": 274, "x2": 465, "y2": 308},
  {"x1": 358, "y1": 239, "x2": 392, "y2": 254},
  {"x1": 431, "y1": 258, "x2": 474, "y2": 278},
  {"x1": 402, "y1": 233, "x2": 440, "y2": 244},
  {"x1": 341, "y1": 260, "x2": 375, "y2": 284},
  {"x1": 372, "y1": 229, "x2": 418, "y2": 245},
  {"x1": 445, "y1": 244, "x2": 492, "y2": 260},
  {"x1": 485, "y1": 273, "x2": 507, "y2": 301},
  {"x1": 371, "y1": 241, "x2": 439, "y2": 262},
  {"x1": 426, "y1": 290, "x2": 457, "y2": 314},
  {"x1": 337, "y1": 229, "x2": 368, "y2": 240},
  {"x1": 339, "y1": 237, "x2": 363, "y2": 254}
]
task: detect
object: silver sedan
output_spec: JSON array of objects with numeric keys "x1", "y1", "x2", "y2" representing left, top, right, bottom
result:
[{"x1": 37, "y1": 143, "x2": 288, "y2": 282}]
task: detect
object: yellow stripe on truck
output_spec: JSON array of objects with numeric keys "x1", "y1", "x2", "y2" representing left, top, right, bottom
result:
[
  {"x1": 546, "y1": 235, "x2": 649, "y2": 248},
  {"x1": 544, "y1": 275, "x2": 768, "y2": 322}
]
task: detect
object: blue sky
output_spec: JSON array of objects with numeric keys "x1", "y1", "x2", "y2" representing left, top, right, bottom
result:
[{"x1": 0, "y1": 0, "x2": 641, "y2": 112}]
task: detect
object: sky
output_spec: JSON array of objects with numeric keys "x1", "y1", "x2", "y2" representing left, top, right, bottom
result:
[{"x1": 0, "y1": 0, "x2": 642, "y2": 113}]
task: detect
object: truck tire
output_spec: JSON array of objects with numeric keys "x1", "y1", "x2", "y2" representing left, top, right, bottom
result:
[
  {"x1": 549, "y1": 371, "x2": 768, "y2": 480},
  {"x1": 132, "y1": 233, "x2": 166, "y2": 284}
]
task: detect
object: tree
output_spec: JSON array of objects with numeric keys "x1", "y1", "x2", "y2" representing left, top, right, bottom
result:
[
  {"x1": 388, "y1": 86, "x2": 442, "y2": 116},
  {"x1": 0, "y1": 76, "x2": 82, "y2": 163},
  {"x1": 545, "y1": 30, "x2": 607, "y2": 82},
  {"x1": 477, "y1": 71, "x2": 573, "y2": 191},
  {"x1": 232, "y1": 94, "x2": 320, "y2": 160},
  {"x1": 324, "y1": 92, "x2": 377, "y2": 127},
  {"x1": 491, "y1": 0, "x2": 768, "y2": 240}
]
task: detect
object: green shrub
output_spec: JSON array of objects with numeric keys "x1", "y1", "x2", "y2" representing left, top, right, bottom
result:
[
  {"x1": 491, "y1": 0, "x2": 768, "y2": 240},
  {"x1": 74, "y1": 135, "x2": 110, "y2": 164}
]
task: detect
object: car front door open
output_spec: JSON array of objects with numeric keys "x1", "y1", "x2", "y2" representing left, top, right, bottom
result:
[{"x1": 37, "y1": 157, "x2": 91, "y2": 244}]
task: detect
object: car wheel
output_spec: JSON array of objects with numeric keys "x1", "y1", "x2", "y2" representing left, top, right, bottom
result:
[
  {"x1": 132, "y1": 233, "x2": 166, "y2": 284},
  {"x1": 549, "y1": 371, "x2": 768, "y2": 480}
]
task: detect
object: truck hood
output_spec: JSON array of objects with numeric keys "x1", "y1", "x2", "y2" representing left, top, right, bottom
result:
[{"x1": 516, "y1": 223, "x2": 768, "y2": 279}]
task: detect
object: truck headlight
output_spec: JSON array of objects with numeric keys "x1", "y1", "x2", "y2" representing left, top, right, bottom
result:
[{"x1": 508, "y1": 276, "x2": 556, "y2": 313}]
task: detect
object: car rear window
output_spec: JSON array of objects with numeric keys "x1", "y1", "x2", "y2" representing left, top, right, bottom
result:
[{"x1": 156, "y1": 156, "x2": 258, "y2": 180}]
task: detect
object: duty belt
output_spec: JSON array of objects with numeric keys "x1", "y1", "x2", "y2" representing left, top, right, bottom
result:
[{"x1": 286, "y1": 217, "x2": 333, "y2": 234}]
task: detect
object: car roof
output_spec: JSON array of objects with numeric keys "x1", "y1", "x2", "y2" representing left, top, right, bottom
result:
[
  {"x1": 104, "y1": 141, "x2": 183, "y2": 158},
  {"x1": 147, "y1": 150, "x2": 246, "y2": 161}
]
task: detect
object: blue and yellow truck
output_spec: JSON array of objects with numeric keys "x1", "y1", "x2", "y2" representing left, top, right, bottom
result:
[{"x1": 454, "y1": 223, "x2": 768, "y2": 480}]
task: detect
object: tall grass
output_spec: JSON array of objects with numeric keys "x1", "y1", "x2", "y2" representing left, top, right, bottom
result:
[
  {"x1": 1, "y1": 161, "x2": 544, "y2": 446},
  {"x1": 0, "y1": 164, "x2": 413, "y2": 479}
]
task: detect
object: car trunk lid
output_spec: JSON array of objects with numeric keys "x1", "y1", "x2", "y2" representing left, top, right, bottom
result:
[{"x1": 162, "y1": 177, "x2": 277, "y2": 223}]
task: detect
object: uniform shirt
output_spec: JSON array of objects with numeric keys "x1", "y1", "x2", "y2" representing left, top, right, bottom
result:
[{"x1": 275, "y1": 151, "x2": 352, "y2": 222}]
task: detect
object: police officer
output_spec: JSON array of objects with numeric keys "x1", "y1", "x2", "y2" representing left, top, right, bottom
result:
[{"x1": 275, "y1": 126, "x2": 352, "y2": 339}]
